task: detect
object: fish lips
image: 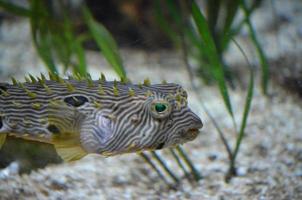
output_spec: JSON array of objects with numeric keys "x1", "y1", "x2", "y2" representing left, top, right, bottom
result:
[
  {"x1": 180, "y1": 119, "x2": 203, "y2": 142},
  {"x1": 146, "y1": 112, "x2": 203, "y2": 151},
  {"x1": 156, "y1": 121, "x2": 203, "y2": 150}
]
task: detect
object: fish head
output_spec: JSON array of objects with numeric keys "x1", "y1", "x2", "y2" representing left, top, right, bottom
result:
[{"x1": 81, "y1": 83, "x2": 203, "y2": 156}]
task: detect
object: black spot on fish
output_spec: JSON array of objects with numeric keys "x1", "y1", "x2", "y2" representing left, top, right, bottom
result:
[
  {"x1": 64, "y1": 95, "x2": 88, "y2": 107},
  {"x1": 0, "y1": 116, "x2": 2, "y2": 129},
  {"x1": 47, "y1": 124, "x2": 60, "y2": 134},
  {"x1": 0, "y1": 85, "x2": 7, "y2": 95},
  {"x1": 156, "y1": 142, "x2": 165, "y2": 150}
]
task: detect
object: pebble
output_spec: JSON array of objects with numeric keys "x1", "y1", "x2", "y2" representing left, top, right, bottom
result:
[
  {"x1": 50, "y1": 177, "x2": 68, "y2": 190},
  {"x1": 208, "y1": 153, "x2": 218, "y2": 161},
  {"x1": 237, "y1": 167, "x2": 248, "y2": 176},
  {"x1": 294, "y1": 168, "x2": 302, "y2": 177},
  {"x1": 112, "y1": 176, "x2": 129, "y2": 186},
  {"x1": 0, "y1": 161, "x2": 19, "y2": 180}
]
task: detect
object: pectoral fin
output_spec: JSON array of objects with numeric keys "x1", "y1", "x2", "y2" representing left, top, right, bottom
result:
[
  {"x1": 48, "y1": 103, "x2": 88, "y2": 162},
  {"x1": 0, "y1": 134, "x2": 6, "y2": 148},
  {"x1": 54, "y1": 137, "x2": 88, "y2": 162},
  {"x1": 0, "y1": 115, "x2": 7, "y2": 148}
]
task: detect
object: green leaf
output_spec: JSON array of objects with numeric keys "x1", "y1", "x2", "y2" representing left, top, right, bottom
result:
[
  {"x1": 206, "y1": 0, "x2": 221, "y2": 43},
  {"x1": 154, "y1": 0, "x2": 180, "y2": 46},
  {"x1": 224, "y1": 0, "x2": 262, "y2": 54},
  {"x1": 73, "y1": 38, "x2": 87, "y2": 76},
  {"x1": 151, "y1": 151, "x2": 179, "y2": 183},
  {"x1": 83, "y1": 7, "x2": 126, "y2": 79},
  {"x1": 232, "y1": 69, "x2": 254, "y2": 162},
  {"x1": 176, "y1": 146, "x2": 202, "y2": 181},
  {"x1": 61, "y1": 13, "x2": 87, "y2": 76},
  {"x1": 0, "y1": 0, "x2": 32, "y2": 17},
  {"x1": 240, "y1": 0, "x2": 269, "y2": 94},
  {"x1": 29, "y1": 0, "x2": 58, "y2": 74},
  {"x1": 191, "y1": 1, "x2": 235, "y2": 120},
  {"x1": 221, "y1": 0, "x2": 240, "y2": 51}
]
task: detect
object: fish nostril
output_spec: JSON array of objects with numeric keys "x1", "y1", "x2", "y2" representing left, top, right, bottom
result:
[
  {"x1": 167, "y1": 119, "x2": 173, "y2": 128},
  {"x1": 131, "y1": 114, "x2": 139, "y2": 124}
]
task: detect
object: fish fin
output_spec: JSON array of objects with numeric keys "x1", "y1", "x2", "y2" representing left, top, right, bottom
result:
[
  {"x1": 0, "y1": 134, "x2": 7, "y2": 148},
  {"x1": 54, "y1": 139, "x2": 88, "y2": 162},
  {"x1": 48, "y1": 102, "x2": 88, "y2": 162},
  {"x1": 52, "y1": 129, "x2": 87, "y2": 162}
]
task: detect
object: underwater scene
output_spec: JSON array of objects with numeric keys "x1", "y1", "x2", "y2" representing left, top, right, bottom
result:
[{"x1": 0, "y1": 0, "x2": 301, "y2": 199}]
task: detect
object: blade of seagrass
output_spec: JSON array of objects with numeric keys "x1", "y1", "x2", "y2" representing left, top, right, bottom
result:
[
  {"x1": 176, "y1": 146, "x2": 202, "y2": 181},
  {"x1": 169, "y1": 148, "x2": 192, "y2": 181},
  {"x1": 139, "y1": 152, "x2": 176, "y2": 189},
  {"x1": 151, "y1": 151, "x2": 180, "y2": 184}
]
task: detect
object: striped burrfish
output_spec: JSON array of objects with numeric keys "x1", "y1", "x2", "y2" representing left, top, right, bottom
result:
[{"x1": 0, "y1": 75, "x2": 203, "y2": 162}]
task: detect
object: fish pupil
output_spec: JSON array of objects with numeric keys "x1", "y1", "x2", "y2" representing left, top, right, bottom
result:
[{"x1": 155, "y1": 103, "x2": 166, "y2": 113}]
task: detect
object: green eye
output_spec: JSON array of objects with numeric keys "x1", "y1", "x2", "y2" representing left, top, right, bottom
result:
[
  {"x1": 155, "y1": 103, "x2": 167, "y2": 113},
  {"x1": 150, "y1": 100, "x2": 172, "y2": 119}
]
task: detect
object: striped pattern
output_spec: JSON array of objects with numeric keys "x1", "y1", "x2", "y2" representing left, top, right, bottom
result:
[{"x1": 0, "y1": 76, "x2": 203, "y2": 156}]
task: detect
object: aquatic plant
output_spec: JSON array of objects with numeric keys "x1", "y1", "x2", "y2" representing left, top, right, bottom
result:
[
  {"x1": 155, "y1": 0, "x2": 264, "y2": 181},
  {"x1": 0, "y1": 0, "x2": 267, "y2": 184}
]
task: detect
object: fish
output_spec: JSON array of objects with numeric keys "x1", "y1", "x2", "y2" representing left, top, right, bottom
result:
[{"x1": 0, "y1": 74, "x2": 203, "y2": 162}]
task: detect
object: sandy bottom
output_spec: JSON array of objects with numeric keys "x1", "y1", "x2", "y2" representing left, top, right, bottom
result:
[{"x1": 0, "y1": 48, "x2": 301, "y2": 199}]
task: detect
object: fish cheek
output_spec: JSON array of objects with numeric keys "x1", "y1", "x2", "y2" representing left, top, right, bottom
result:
[
  {"x1": 97, "y1": 115, "x2": 114, "y2": 144},
  {"x1": 80, "y1": 114, "x2": 115, "y2": 153}
]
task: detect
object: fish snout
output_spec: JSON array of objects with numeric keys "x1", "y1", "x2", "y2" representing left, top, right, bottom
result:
[{"x1": 182, "y1": 111, "x2": 203, "y2": 141}]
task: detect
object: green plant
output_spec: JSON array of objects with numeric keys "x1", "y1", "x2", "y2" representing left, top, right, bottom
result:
[
  {"x1": 155, "y1": 0, "x2": 261, "y2": 181},
  {"x1": 155, "y1": 0, "x2": 266, "y2": 90},
  {"x1": 0, "y1": 0, "x2": 125, "y2": 78}
]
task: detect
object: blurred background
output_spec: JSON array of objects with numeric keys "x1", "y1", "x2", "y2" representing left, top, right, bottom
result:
[{"x1": 0, "y1": 0, "x2": 301, "y2": 199}]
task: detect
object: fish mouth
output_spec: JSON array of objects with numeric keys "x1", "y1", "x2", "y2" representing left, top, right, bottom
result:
[
  {"x1": 155, "y1": 118, "x2": 203, "y2": 150},
  {"x1": 183, "y1": 127, "x2": 200, "y2": 141},
  {"x1": 182, "y1": 120, "x2": 203, "y2": 141},
  {"x1": 154, "y1": 126, "x2": 201, "y2": 150},
  {"x1": 185, "y1": 111, "x2": 203, "y2": 138},
  {"x1": 188, "y1": 127, "x2": 200, "y2": 134}
]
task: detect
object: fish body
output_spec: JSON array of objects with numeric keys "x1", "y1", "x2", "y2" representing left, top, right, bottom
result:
[{"x1": 0, "y1": 75, "x2": 203, "y2": 161}]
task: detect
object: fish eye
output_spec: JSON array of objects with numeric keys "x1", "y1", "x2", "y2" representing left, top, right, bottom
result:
[
  {"x1": 150, "y1": 99, "x2": 172, "y2": 119},
  {"x1": 155, "y1": 103, "x2": 167, "y2": 112}
]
